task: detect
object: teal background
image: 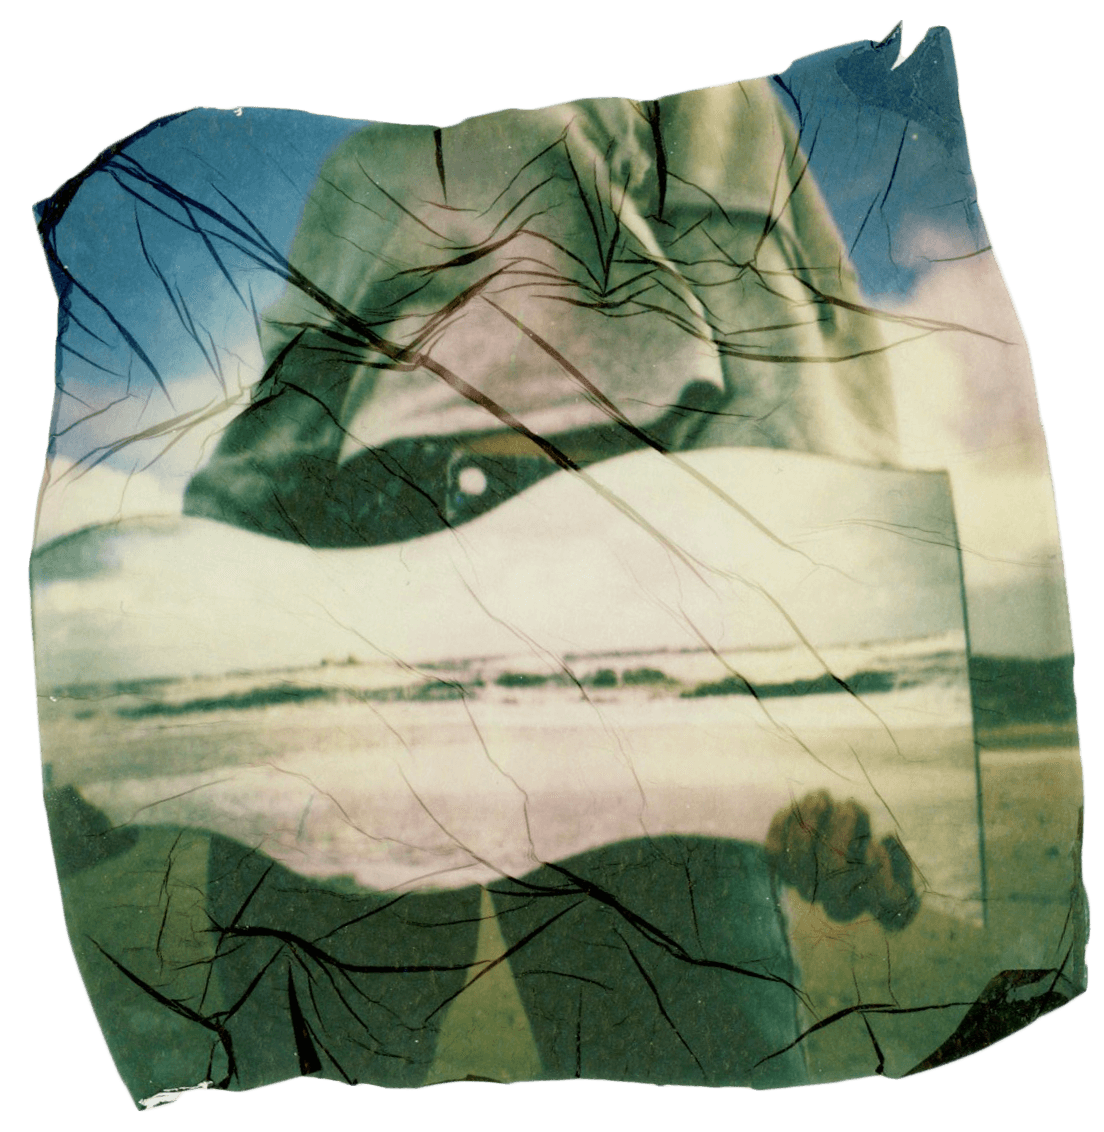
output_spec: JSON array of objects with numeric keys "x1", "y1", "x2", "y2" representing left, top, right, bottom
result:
[{"x1": 8, "y1": 5, "x2": 1098, "y2": 1127}]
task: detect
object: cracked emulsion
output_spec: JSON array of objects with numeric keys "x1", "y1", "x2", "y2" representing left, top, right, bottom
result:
[{"x1": 32, "y1": 23, "x2": 1085, "y2": 1103}]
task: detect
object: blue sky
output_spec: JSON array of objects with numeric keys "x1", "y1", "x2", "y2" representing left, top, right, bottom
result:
[
  {"x1": 774, "y1": 25, "x2": 987, "y2": 297},
  {"x1": 37, "y1": 28, "x2": 985, "y2": 467},
  {"x1": 40, "y1": 28, "x2": 1061, "y2": 663}
]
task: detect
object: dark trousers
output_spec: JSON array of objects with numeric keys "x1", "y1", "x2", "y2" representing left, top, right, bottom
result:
[{"x1": 205, "y1": 833, "x2": 808, "y2": 1090}]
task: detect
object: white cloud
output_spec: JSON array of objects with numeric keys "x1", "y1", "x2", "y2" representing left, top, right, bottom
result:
[
  {"x1": 34, "y1": 457, "x2": 187, "y2": 546},
  {"x1": 883, "y1": 242, "x2": 1073, "y2": 654},
  {"x1": 38, "y1": 360, "x2": 260, "y2": 546}
]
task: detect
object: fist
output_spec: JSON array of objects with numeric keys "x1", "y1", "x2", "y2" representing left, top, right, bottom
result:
[{"x1": 765, "y1": 790, "x2": 920, "y2": 931}]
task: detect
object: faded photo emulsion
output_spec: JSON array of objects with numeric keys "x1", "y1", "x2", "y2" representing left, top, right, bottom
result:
[{"x1": 30, "y1": 23, "x2": 1086, "y2": 1106}]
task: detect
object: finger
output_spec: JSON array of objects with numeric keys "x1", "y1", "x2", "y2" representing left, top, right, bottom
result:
[
  {"x1": 816, "y1": 800, "x2": 875, "y2": 921},
  {"x1": 764, "y1": 806, "x2": 791, "y2": 858},
  {"x1": 822, "y1": 799, "x2": 871, "y2": 863},
  {"x1": 784, "y1": 792, "x2": 833, "y2": 899},
  {"x1": 869, "y1": 835, "x2": 921, "y2": 931}
]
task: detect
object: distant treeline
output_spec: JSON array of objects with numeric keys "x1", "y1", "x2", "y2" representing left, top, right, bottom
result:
[
  {"x1": 115, "y1": 679, "x2": 472, "y2": 718},
  {"x1": 118, "y1": 684, "x2": 336, "y2": 717},
  {"x1": 681, "y1": 669, "x2": 896, "y2": 699},
  {"x1": 100, "y1": 654, "x2": 1077, "y2": 733},
  {"x1": 496, "y1": 667, "x2": 671, "y2": 690}
]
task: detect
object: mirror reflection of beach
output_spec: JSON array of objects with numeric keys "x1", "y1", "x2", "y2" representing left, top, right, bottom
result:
[
  {"x1": 38, "y1": 670, "x2": 1082, "y2": 1086},
  {"x1": 28, "y1": 32, "x2": 1085, "y2": 1091},
  {"x1": 42, "y1": 632, "x2": 980, "y2": 904}
]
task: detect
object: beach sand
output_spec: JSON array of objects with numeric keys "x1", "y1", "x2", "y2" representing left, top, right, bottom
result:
[
  {"x1": 40, "y1": 690, "x2": 1086, "y2": 1092},
  {"x1": 409, "y1": 742, "x2": 1086, "y2": 1084},
  {"x1": 783, "y1": 745, "x2": 1085, "y2": 1081}
]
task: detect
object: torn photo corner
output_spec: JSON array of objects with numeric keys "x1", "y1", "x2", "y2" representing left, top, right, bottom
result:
[{"x1": 29, "y1": 21, "x2": 1086, "y2": 1106}]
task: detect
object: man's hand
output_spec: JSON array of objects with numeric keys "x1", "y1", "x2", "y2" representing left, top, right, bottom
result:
[{"x1": 765, "y1": 790, "x2": 920, "y2": 931}]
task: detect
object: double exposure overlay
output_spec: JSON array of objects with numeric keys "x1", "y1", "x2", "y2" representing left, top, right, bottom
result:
[{"x1": 31, "y1": 26, "x2": 1085, "y2": 1105}]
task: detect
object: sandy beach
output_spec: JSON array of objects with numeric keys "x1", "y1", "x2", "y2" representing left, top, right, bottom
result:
[
  {"x1": 38, "y1": 673, "x2": 1084, "y2": 1090},
  {"x1": 41, "y1": 678, "x2": 981, "y2": 901},
  {"x1": 783, "y1": 744, "x2": 1084, "y2": 1080}
]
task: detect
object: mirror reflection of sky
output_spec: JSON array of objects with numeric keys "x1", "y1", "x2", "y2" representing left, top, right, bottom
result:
[{"x1": 37, "y1": 27, "x2": 985, "y2": 488}]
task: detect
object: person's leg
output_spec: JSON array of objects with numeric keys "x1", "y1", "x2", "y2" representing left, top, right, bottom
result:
[
  {"x1": 205, "y1": 835, "x2": 482, "y2": 1089},
  {"x1": 488, "y1": 835, "x2": 808, "y2": 1086}
]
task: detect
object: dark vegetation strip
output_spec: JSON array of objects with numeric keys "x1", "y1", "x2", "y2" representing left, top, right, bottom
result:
[{"x1": 683, "y1": 669, "x2": 896, "y2": 699}]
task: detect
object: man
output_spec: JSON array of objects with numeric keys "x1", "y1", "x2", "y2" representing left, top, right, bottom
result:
[
  {"x1": 72, "y1": 78, "x2": 919, "y2": 1090},
  {"x1": 184, "y1": 77, "x2": 898, "y2": 546}
]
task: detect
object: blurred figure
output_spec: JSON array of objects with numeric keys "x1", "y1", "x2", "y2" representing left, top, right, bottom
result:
[{"x1": 185, "y1": 79, "x2": 898, "y2": 547}]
